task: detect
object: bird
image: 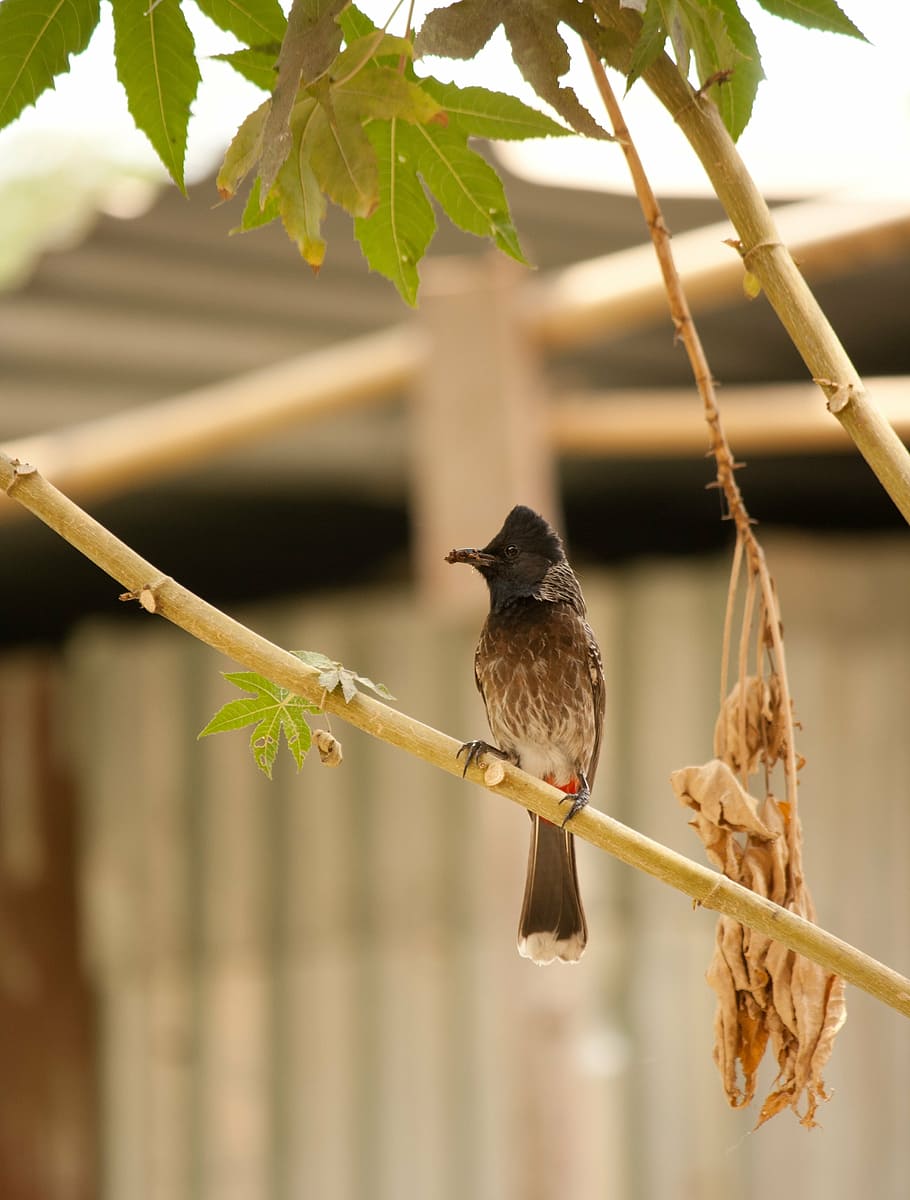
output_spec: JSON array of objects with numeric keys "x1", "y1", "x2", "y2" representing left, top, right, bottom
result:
[{"x1": 445, "y1": 505, "x2": 604, "y2": 964}]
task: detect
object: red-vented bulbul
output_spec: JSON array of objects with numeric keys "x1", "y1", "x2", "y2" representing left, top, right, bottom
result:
[{"x1": 446, "y1": 505, "x2": 604, "y2": 965}]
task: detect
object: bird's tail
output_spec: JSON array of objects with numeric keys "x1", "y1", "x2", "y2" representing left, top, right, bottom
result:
[{"x1": 517, "y1": 781, "x2": 587, "y2": 965}]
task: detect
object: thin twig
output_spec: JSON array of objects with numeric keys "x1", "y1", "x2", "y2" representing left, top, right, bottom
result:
[{"x1": 583, "y1": 45, "x2": 799, "y2": 809}]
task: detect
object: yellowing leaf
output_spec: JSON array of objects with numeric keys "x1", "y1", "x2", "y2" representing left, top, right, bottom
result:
[
  {"x1": 218, "y1": 100, "x2": 270, "y2": 198},
  {"x1": 308, "y1": 99, "x2": 378, "y2": 218},
  {"x1": 276, "y1": 98, "x2": 327, "y2": 269}
]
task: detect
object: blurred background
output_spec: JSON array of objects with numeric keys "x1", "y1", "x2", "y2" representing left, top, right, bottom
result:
[{"x1": 2, "y1": 2, "x2": 910, "y2": 1197}]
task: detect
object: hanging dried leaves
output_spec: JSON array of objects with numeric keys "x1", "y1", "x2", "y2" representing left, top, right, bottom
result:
[
  {"x1": 673, "y1": 757, "x2": 847, "y2": 1126},
  {"x1": 671, "y1": 534, "x2": 846, "y2": 1127}
]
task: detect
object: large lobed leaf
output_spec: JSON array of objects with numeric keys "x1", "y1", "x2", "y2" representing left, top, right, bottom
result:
[
  {"x1": 111, "y1": 0, "x2": 200, "y2": 192},
  {"x1": 0, "y1": 0, "x2": 101, "y2": 131}
]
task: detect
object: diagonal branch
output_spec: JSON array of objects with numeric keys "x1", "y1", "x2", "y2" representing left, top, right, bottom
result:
[{"x1": 2, "y1": 448, "x2": 910, "y2": 1019}]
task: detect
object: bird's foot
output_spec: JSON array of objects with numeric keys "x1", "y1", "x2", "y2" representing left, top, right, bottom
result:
[
  {"x1": 456, "y1": 740, "x2": 509, "y2": 778},
  {"x1": 558, "y1": 773, "x2": 590, "y2": 828}
]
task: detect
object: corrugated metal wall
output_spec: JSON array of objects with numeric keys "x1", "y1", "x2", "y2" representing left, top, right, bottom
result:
[{"x1": 46, "y1": 535, "x2": 910, "y2": 1197}]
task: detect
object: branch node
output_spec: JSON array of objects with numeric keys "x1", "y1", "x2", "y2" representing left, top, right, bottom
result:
[
  {"x1": 3, "y1": 458, "x2": 37, "y2": 495},
  {"x1": 698, "y1": 878, "x2": 726, "y2": 910},
  {"x1": 118, "y1": 576, "x2": 170, "y2": 613},
  {"x1": 696, "y1": 68, "x2": 734, "y2": 98},
  {"x1": 741, "y1": 239, "x2": 783, "y2": 268},
  {"x1": 814, "y1": 377, "x2": 862, "y2": 414}
]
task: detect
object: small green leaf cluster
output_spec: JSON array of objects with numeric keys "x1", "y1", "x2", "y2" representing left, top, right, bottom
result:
[
  {"x1": 197, "y1": 650, "x2": 393, "y2": 778},
  {"x1": 294, "y1": 649, "x2": 394, "y2": 703}
]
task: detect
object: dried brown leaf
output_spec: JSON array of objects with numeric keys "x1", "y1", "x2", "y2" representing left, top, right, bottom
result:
[
  {"x1": 679, "y1": 757, "x2": 846, "y2": 1126},
  {"x1": 714, "y1": 674, "x2": 789, "y2": 776},
  {"x1": 671, "y1": 758, "x2": 777, "y2": 875}
]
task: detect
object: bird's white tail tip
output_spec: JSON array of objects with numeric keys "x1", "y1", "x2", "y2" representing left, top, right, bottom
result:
[{"x1": 518, "y1": 931, "x2": 585, "y2": 966}]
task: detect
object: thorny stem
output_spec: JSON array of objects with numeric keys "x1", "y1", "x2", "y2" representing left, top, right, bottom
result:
[{"x1": 583, "y1": 47, "x2": 801, "y2": 816}]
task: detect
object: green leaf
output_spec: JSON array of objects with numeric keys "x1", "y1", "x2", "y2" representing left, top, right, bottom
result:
[
  {"x1": 275, "y1": 97, "x2": 327, "y2": 267},
  {"x1": 354, "y1": 118, "x2": 435, "y2": 305},
  {"x1": 198, "y1": 667, "x2": 319, "y2": 779},
  {"x1": 332, "y1": 31, "x2": 414, "y2": 78},
  {"x1": 222, "y1": 668, "x2": 282, "y2": 696},
  {"x1": 410, "y1": 120, "x2": 528, "y2": 263},
  {"x1": 213, "y1": 45, "x2": 280, "y2": 92},
  {"x1": 755, "y1": 0, "x2": 865, "y2": 39},
  {"x1": 112, "y1": 0, "x2": 200, "y2": 192},
  {"x1": 193, "y1": 0, "x2": 286, "y2": 46},
  {"x1": 336, "y1": 65, "x2": 444, "y2": 125},
  {"x1": 701, "y1": 0, "x2": 764, "y2": 140},
  {"x1": 237, "y1": 176, "x2": 281, "y2": 230},
  {"x1": 0, "y1": 0, "x2": 101, "y2": 131},
  {"x1": 217, "y1": 99, "x2": 269, "y2": 198},
  {"x1": 680, "y1": 0, "x2": 760, "y2": 140},
  {"x1": 308, "y1": 94, "x2": 378, "y2": 217},
  {"x1": 627, "y1": 1, "x2": 669, "y2": 90},
  {"x1": 421, "y1": 79, "x2": 571, "y2": 140}
]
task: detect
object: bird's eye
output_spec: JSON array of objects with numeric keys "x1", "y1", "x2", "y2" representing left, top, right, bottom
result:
[{"x1": 504, "y1": 544, "x2": 520, "y2": 560}]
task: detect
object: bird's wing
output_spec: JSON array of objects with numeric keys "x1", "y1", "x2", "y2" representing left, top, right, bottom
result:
[{"x1": 585, "y1": 622, "x2": 606, "y2": 787}]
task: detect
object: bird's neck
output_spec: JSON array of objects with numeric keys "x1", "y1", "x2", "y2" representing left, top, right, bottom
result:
[{"x1": 486, "y1": 562, "x2": 586, "y2": 616}]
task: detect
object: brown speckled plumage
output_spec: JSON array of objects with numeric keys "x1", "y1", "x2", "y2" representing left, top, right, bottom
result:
[{"x1": 447, "y1": 506, "x2": 605, "y2": 965}]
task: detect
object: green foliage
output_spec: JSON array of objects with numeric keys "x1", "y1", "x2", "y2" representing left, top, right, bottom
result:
[
  {"x1": 0, "y1": 0, "x2": 101, "y2": 129},
  {"x1": 0, "y1": 0, "x2": 869, "y2": 298},
  {"x1": 198, "y1": 652, "x2": 393, "y2": 779},
  {"x1": 353, "y1": 119, "x2": 436, "y2": 305},
  {"x1": 216, "y1": 6, "x2": 571, "y2": 300},
  {"x1": 353, "y1": 76, "x2": 570, "y2": 302},
  {"x1": 198, "y1": 668, "x2": 320, "y2": 778},
  {"x1": 111, "y1": 0, "x2": 200, "y2": 194}
]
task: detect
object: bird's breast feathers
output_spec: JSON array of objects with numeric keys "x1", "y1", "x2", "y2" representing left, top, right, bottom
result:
[{"x1": 475, "y1": 600, "x2": 600, "y2": 784}]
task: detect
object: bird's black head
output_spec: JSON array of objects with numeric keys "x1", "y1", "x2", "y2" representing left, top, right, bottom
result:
[{"x1": 445, "y1": 506, "x2": 566, "y2": 610}]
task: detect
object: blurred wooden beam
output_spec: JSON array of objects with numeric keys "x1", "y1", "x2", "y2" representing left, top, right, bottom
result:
[
  {"x1": 525, "y1": 198, "x2": 910, "y2": 351},
  {"x1": 3, "y1": 199, "x2": 909, "y2": 519},
  {"x1": 549, "y1": 377, "x2": 910, "y2": 457},
  {"x1": 2, "y1": 325, "x2": 421, "y2": 508}
]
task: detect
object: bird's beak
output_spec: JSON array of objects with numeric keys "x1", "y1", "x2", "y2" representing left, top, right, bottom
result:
[{"x1": 445, "y1": 547, "x2": 496, "y2": 568}]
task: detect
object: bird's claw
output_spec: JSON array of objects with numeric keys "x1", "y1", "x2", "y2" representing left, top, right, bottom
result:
[
  {"x1": 558, "y1": 774, "x2": 590, "y2": 828},
  {"x1": 457, "y1": 740, "x2": 508, "y2": 778}
]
